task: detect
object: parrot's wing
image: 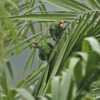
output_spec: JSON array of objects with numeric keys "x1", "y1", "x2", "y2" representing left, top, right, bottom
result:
[
  {"x1": 47, "y1": 43, "x2": 53, "y2": 49},
  {"x1": 39, "y1": 53, "x2": 45, "y2": 60},
  {"x1": 49, "y1": 22, "x2": 55, "y2": 35}
]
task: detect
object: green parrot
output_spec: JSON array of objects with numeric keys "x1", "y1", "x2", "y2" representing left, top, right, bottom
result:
[
  {"x1": 33, "y1": 41, "x2": 53, "y2": 62},
  {"x1": 84, "y1": 94, "x2": 93, "y2": 100},
  {"x1": 50, "y1": 20, "x2": 64, "y2": 41}
]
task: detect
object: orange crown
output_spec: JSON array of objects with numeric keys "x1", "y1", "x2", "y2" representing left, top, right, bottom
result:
[{"x1": 61, "y1": 20, "x2": 64, "y2": 24}]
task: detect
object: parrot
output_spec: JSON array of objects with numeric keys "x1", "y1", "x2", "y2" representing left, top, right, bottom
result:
[
  {"x1": 84, "y1": 94, "x2": 93, "y2": 100},
  {"x1": 50, "y1": 20, "x2": 64, "y2": 41},
  {"x1": 33, "y1": 41, "x2": 53, "y2": 62}
]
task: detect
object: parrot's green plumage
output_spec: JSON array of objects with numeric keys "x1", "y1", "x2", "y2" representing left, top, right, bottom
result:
[
  {"x1": 33, "y1": 41, "x2": 53, "y2": 62},
  {"x1": 50, "y1": 20, "x2": 64, "y2": 41}
]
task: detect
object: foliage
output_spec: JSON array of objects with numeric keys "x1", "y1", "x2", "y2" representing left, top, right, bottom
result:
[{"x1": 0, "y1": 0, "x2": 100, "y2": 100}]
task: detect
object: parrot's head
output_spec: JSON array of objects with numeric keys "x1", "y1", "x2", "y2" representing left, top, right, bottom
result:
[
  {"x1": 33, "y1": 41, "x2": 43, "y2": 49},
  {"x1": 59, "y1": 20, "x2": 64, "y2": 28}
]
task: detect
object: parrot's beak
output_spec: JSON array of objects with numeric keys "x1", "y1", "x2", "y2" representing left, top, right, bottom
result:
[
  {"x1": 60, "y1": 23, "x2": 64, "y2": 28},
  {"x1": 33, "y1": 43, "x2": 37, "y2": 48}
]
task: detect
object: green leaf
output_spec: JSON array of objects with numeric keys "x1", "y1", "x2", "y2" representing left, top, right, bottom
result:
[
  {"x1": 22, "y1": 49, "x2": 35, "y2": 76},
  {"x1": 15, "y1": 88, "x2": 35, "y2": 100},
  {"x1": 86, "y1": 0, "x2": 100, "y2": 9},
  {"x1": 7, "y1": 14, "x2": 75, "y2": 21},
  {"x1": 32, "y1": 64, "x2": 48, "y2": 97},
  {"x1": 82, "y1": 37, "x2": 100, "y2": 54},
  {"x1": 0, "y1": 0, "x2": 19, "y2": 44},
  {"x1": 7, "y1": 0, "x2": 19, "y2": 10},
  {"x1": 74, "y1": 61, "x2": 83, "y2": 87},
  {"x1": 21, "y1": 64, "x2": 45, "y2": 88},
  {"x1": 60, "y1": 58, "x2": 79, "y2": 100},
  {"x1": 6, "y1": 61, "x2": 14, "y2": 80},
  {"x1": 52, "y1": 77, "x2": 60, "y2": 100},
  {"x1": 74, "y1": 52, "x2": 88, "y2": 62},
  {"x1": 16, "y1": 80, "x2": 25, "y2": 88}
]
